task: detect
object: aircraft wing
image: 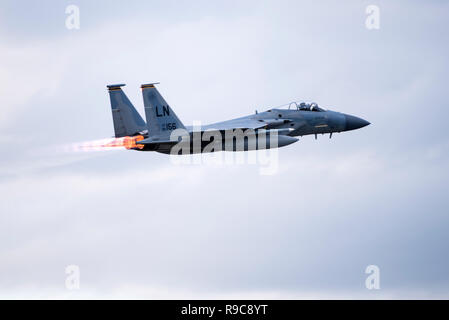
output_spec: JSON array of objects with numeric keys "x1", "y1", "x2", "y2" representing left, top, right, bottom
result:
[
  {"x1": 197, "y1": 117, "x2": 293, "y2": 131},
  {"x1": 184, "y1": 116, "x2": 294, "y2": 132},
  {"x1": 201, "y1": 118, "x2": 267, "y2": 131}
]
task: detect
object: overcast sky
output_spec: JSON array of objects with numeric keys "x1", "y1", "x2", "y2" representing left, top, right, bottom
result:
[{"x1": 0, "y1": 0, "x2": 448, "y2": 299}]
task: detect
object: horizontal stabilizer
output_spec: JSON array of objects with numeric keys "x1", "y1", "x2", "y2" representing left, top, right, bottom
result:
[{"x1": 138, "y1": 137, "x2": 178, "y2": 145}]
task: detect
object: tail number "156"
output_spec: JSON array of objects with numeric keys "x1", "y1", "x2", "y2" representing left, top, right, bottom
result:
[{"x1": 161, "y1": 122, "x2": 177, "y2": 131}]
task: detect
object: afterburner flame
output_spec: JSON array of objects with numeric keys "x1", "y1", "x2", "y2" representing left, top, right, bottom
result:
[
  {"x1": 68, "y1": 135, "x2": 145, "y2": 152},
  {"x1": 104, "y1": 135, "x2": 145, "y2": 150}
]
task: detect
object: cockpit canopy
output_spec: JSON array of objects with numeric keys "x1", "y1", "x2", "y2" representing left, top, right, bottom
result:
[
  {"x1": 297, "y1": 102, "x2": 324, "y2": 112},
  {"x1": 264, "y1": 101, "x2": 325, "y2": 113}
]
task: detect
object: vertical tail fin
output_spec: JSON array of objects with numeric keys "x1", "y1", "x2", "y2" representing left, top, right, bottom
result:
[
  {"x1": 141, "y1": 83, "x2": 186, "y2": 141},
  {"x1": 107, "y1": 84, "x2": 147, "y2": 138}
]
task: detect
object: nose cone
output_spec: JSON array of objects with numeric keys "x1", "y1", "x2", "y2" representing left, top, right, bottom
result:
[{"x1": 344, "y1": 114, "x2": 370, "y2": 131}]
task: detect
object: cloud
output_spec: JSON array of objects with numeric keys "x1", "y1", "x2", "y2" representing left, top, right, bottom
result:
[
  {"x1": 0, "y1": 0, "x2": 449, "y2": 299},
  {"x1": 0, "y1": 43, "x2": 66, "y2": 129}
]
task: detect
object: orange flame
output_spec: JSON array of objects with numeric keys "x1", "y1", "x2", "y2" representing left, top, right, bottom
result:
[
  {"x1": 102, "y1": 135, "x2": 145, "y2": 150},
  {"x1": 68, "y1": 135, "x2": 145, "y2": 152}
]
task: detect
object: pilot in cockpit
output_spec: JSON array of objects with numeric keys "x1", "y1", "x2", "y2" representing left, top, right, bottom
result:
[{"x1": 298, "y1": 102, "x2": 323, "y2": 112}]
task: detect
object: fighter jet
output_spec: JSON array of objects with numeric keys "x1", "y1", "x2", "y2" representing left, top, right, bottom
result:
[{"x1": 105, "y1": 83, "x2": 370, "y2": 154}]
